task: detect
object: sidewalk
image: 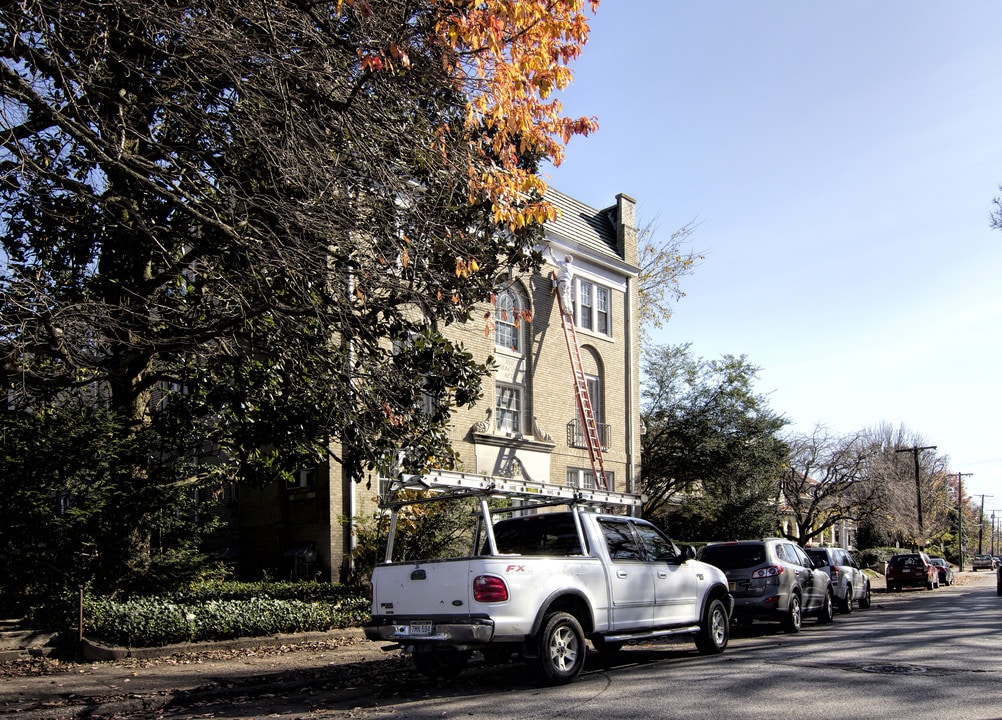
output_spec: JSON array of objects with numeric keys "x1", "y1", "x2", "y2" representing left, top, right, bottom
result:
[{"x1": 0, "y1": 628, "x2": 406, "y2": 719}]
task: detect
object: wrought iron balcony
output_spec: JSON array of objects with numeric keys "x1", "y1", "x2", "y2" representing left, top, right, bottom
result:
[{"x1": 566, "y1": 419, "x2": 611, "y2": 450}]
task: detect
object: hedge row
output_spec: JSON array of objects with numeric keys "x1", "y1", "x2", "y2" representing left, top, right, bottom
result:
[{"x1": 84, "y1": 582, "x2": 370, "y2": 647}]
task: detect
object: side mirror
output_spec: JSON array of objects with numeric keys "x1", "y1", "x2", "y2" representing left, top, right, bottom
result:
[{"x1": 681, "y1": 545, "x2": 697, "y2": 561}]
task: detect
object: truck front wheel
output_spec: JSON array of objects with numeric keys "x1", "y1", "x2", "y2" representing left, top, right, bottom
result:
[
  {"x1": 529, "y1": 611, "x2": 586, "y2": 685},
  {"x1": 693, "y1": 597, "x2": 729, "y2": 654},
  {"x1": 412, "y1": 646, "x2": 472, "y2": 680}
]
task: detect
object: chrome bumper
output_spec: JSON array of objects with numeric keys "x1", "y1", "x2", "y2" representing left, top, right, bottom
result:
[{"x1": 364, "y1": 615, "x2": 495, "y2": 644}]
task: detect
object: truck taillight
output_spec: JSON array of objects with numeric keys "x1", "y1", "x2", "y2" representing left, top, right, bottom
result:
[
  {"x1": 829, "y1": 567, "x2": 840, "y2": 581},
  {"x1": 473, "y1": 575, "x2": 509, "y2": 603}
]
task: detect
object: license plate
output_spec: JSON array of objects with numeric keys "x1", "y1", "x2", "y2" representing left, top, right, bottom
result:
[{"x1": 410, "y1": 621, "x2": 433, "y2": 637}]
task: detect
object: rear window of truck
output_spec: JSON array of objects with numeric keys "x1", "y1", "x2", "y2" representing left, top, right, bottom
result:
[{"x1": 490, "y1": 514, "x2": 583, "y2": 556}]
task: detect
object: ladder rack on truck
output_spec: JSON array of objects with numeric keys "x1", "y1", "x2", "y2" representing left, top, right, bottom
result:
[
  {"x1": 377, "y1": 469, "x2": 644, "y2": 563},
  {"x1": 379, "y1": 469, "x2": 644, "y2": 513}
]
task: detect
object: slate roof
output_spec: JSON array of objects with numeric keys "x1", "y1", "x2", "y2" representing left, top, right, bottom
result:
[{"x1": 544, "y1": 188, "x2": 622, "y2": 261}]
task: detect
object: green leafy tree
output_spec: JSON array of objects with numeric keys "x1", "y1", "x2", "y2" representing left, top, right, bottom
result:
[
  {"x1": 0, "y1": 402, "x2": 222, "y2": 617},
  {"x1": 0, "y1": 0, "x2": 598, "y2": 596},
  {"x1": 640, "y1": 344, "x2": 787, "y2": 541}
]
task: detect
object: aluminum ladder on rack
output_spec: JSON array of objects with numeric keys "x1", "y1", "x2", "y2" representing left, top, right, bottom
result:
[{"x1": 384, "y1": 470, "x2": 642, "y2": 511}]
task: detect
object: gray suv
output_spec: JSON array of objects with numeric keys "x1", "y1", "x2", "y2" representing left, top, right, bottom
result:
[
  {"x1": 699, "y1": 539, "x2": 834, "y2": 632},
  {"x1": 805, "y1": 547, "x2": 871, "y2": 613}
]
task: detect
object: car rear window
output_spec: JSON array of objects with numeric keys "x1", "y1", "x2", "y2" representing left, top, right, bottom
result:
[
  {"x1": 806, "y1": 550, "x2": 829, "y2": 564},
  {"x1": 699, "y1": 543, "x2": 766, "y2": 569},
  {"x1": 888, "y1": 554, "x2": 921, "y2": 568}
]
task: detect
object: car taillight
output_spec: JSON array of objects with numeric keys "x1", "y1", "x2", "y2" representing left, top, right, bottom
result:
[
  {"x1": 751, "y1": 565, "x2": 784, "y2": 579},
  {"x1": 473, "y1": 575, "x2": 509, "y2": 603}
]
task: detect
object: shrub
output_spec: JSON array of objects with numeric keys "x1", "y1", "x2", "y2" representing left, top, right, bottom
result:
[{"x1": 82, "y1": 582, "x2": 369, "y2": 647}]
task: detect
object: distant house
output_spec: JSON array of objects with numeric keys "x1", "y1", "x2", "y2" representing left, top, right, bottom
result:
[{"x1": 233, "y1": 190, "x2": 643, "y2": 582}]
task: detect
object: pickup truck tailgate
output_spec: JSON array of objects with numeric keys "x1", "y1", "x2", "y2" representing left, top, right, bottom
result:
[{"x1": 372, "y1": 559, "x2": 472, "y2": 616}]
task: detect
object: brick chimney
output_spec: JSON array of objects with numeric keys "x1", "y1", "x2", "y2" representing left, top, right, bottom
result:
[{"x1": 615, "y1": 193, "x2": 638, "y2": 266}]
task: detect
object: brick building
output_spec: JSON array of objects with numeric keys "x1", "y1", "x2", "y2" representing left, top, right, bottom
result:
[{"x1": 234, "y1": 189, "x2": 642, "y2": 582}]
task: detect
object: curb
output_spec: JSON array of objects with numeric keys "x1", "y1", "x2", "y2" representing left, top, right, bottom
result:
[{"x1": 77, "y1": 627, "x2": 368, "y2": 661}]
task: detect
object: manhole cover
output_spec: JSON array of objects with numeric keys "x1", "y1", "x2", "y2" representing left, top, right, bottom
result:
[{"x1": 861, "y1": 664, "x2": 927, "y2": 675}]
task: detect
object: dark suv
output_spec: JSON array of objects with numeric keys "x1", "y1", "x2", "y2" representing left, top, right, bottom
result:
[
  {"x1": 805, "y1": 547, "x2": 872, "y2": 613},
  {"x1": 699, "y1": 539, "x2": 834, "y2": 632}
]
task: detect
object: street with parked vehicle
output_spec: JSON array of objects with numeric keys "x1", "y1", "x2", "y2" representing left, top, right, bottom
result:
[{"x1": 2, "y1": 571, "x2": 998, "y2": 720}]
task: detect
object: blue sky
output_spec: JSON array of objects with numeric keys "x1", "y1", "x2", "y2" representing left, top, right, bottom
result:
[{"x1": 545, "y1": 1, "x2": 1002, "y2": 503}]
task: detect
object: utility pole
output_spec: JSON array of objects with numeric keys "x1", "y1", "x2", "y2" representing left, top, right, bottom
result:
[
  {"x1": 954, "y1": 472, "x2": 973, "y2": 571},
  {"x1": 978, "y1": 493, "x2": 994, "y2": 555},
  {"x1": 896, "y1": 445, "x2": 936, "y2": 549}
]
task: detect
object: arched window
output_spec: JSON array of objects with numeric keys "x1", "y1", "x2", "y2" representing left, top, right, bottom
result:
[
  {"x1": 494, "y1": 287, "x2": 524, "y2": 353},
  {"x1": 493, "y1": 284, "x2": 530, "y2": 435}
]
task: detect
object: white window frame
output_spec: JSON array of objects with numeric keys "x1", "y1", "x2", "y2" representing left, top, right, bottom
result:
[
  {"x1": 574, "y1": 280, "x2": 612, "y2": 337},
  {"x1": 596, "y1": 285, "x2": 610, "y2": 335},
  {"x1": 585, "y1": 374, "x2": 602, "y2": 424},
  {"x1": 567, "y1": 467, "x2": 614, "y2": 491},
  {"x1": 495, "y1": 382, "x2": 523, "y2": 434}
]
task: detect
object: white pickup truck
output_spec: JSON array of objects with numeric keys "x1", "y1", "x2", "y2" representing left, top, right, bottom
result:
[{"x1": 364, "y1": 471, "x2": 733, "y2": 684}]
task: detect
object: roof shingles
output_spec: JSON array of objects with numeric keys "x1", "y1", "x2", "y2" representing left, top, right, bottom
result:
[{"x1": 544, "y1": 188, "x2": 621, "y2": 261}]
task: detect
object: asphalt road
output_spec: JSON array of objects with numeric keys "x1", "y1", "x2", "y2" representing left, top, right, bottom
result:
[
  {"x1": 4, "y1": 571, "x2": 1000, "y2": 719},
  {"x1": 311, "y1": 571, "x2": 1002, "y2": 720}
]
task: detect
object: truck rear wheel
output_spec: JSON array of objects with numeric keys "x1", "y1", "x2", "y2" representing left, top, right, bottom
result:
[
  {"x1": 694, "y1": 597, "x2": 729, "y2": 654},
  {"x1": 412, "y1": 646, "x2": 472, "y2": 680},
  {"x1": 528, "y1": 611, "x2": 585, "y2": 685}
]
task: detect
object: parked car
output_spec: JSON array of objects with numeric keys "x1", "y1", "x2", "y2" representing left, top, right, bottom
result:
[
  {"x1": 997, "y1": 564, "x2": 1002, "y2": 596},
  {"x1": 972, "y1": 554, "x2": 996, "y2": 571},
  {"x1": 885, "y1": 552, "x2": 938, "y2": 591},
  {"x1": 928, "y1": 557, "x2": 954, "y2": 586},
  {"x1": 805, "y1": 547, "x2": 872, "y2": 613},
  {"x1": 698, "y1": 539, "x2": 834, "y2": 632}
]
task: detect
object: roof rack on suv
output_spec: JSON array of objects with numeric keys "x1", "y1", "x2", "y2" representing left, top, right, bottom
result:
[{"x1": 379, "y1": 469, "x2": 645, "y2": 512}]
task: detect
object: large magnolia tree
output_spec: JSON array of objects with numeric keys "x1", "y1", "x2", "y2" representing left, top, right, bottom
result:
[
  {"x1": 0, "y1": 0, "x2": 599, "y2": 600},
  {"x1": 640, "y1": 344, "x2": 788, "y2": 541}
]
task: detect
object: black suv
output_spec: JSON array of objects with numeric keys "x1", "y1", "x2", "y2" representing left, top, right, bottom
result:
[{"x1": 699, "y1": 539, "x2": 834, "y2": 632}]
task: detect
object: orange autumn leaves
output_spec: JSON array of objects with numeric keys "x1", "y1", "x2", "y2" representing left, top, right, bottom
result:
[
  {"x1": 348, "y1": 0, "x2": 599, "y2": 230},
  {"x1": 438, "y1": 0, "x2": 600, "y2": 228}
]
